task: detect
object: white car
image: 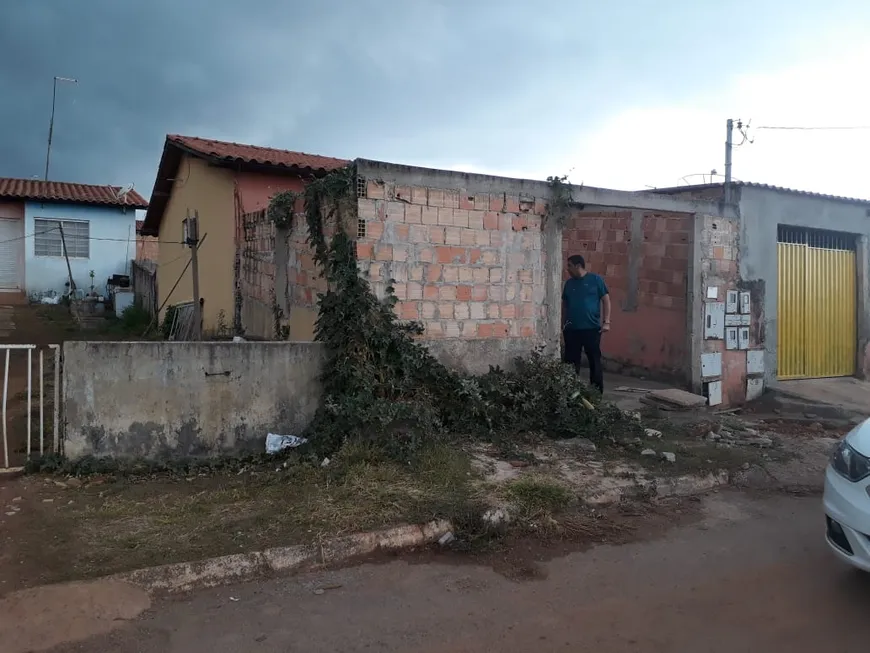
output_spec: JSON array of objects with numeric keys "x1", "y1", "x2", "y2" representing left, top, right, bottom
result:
[{"x1": 823, "y1": 417, "x2": 870, "y2": 572}]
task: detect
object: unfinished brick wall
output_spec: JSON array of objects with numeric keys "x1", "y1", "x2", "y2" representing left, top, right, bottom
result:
[
  {"x1": 696, "y1": 215, "x2": 757, "y2": 406},
  {"x1": 356, "y1": 180, "x2": 546, "y2": 340},
  {"x1": 285, "y1": 211, "x2": 327, "y2": 314},
  {"x1": 562, "y1": 209, "x2": 692, "y2": 380},
  {"x1": 239, "y1": 208, "x2": 276, "y2": 331}
]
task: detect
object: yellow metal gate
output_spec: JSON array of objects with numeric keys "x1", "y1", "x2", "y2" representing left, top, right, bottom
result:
[{"x1": 777, "y1": 226, "x2": 856, "y2": 379}]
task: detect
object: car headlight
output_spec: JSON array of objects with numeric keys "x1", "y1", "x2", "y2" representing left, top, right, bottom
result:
[{"x1": 831, "y1": 440, "x2": 870, "y2": 482}]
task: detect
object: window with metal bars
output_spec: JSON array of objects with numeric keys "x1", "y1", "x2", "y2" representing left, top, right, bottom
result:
[
  {"x1": 34, "y1": 218, "x2": 90, "y2": 258},
  {"x1": 776, "y1": 225, "x2": 856, "y2": 251}
]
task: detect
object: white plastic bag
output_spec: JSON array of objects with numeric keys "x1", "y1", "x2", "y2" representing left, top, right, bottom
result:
[{"x1": 265, "y1": 433, "x2": 308, "y2": 453}]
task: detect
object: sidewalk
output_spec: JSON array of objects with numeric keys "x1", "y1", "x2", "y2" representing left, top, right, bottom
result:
[{"x1": 772, "y1": 377, "x2": 870, "y2": 417}]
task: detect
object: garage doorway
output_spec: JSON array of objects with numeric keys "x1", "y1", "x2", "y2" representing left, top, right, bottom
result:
[{"x1": 777, "y1": 225, "x2": 857, "y2": 379}]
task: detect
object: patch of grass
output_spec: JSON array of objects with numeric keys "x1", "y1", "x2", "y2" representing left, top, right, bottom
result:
[
  {"x1": 505, "y1": 476, "x2": 572, "y2": 517},
  {"x1": 12, "y1": 442, "x2": 486, "y2": 585}
]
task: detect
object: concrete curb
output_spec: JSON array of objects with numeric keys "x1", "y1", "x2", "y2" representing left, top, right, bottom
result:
[
  {"x1": 581, "y1": 470, "x2": 730, "y2": 507},
  {"x1": 113, "y1": 519, "x2": 452, "y2": 595}
]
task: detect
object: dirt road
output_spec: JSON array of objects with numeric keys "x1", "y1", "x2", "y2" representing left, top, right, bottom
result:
[{"x1": 43, "y1": 490, "x2": 869, "y2": 652}]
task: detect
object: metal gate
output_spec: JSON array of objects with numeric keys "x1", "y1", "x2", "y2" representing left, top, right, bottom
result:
[
  {"x1": 0, "y1": 344, "x2": 60, "y2": 472},
  {"x1": 777, "y1": 226, "x2": 856, "y2": 379}
]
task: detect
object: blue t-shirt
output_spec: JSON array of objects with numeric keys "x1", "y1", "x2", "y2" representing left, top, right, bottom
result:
[{"x1": 562, "y1": 273, "x2": 608, "y2": 331}]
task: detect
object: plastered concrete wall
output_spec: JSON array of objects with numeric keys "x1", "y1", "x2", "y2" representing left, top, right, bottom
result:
[
  {"x1": 24, "y1": 201, "x2": 137, "y2": 296},
  {"x1": 738, "y1": 186, "x2": 870, "y2": 382},
  {"x1": 63, "y1": 341, "x2": 324, "y2": 460},
  {"x1": 563, "y1": 209, "x2": 692, "y2": 381}
]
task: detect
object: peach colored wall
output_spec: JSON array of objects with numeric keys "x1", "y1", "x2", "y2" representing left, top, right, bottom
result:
[{"x1": 0, "y1": 200, "x2": 24, "y2": 220}]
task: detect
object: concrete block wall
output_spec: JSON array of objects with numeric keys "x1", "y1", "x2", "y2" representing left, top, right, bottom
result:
[
  {"x1": 562, "y1": 209, "x2": 692, "y2": 381},
  {"x1": 356, "y1": 179, "x2": 546, "y2": 342}
]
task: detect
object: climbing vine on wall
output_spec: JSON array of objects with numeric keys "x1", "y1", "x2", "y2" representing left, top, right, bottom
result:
[
  {"x1": 546, "y1": 174, "x2": 577, "y2": 227},
  {"x1": 275, "y1": 166, "x2": 635, "y2": 461},
  {"x1": 267, "y1": 190, "x2": 299, "y2": 229}
]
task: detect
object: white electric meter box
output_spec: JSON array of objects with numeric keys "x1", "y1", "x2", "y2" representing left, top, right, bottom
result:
[{"x1": 704, "y1": 302, "x2": 725, "y2": 339}]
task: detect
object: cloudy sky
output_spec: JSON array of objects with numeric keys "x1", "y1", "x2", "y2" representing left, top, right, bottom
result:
[{"x1": 2, "y1": 0, "x2": 870, "y2": 199}]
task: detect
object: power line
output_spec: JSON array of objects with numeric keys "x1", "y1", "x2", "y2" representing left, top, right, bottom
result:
[
  {"x1": 0, "y1": 227, "x2": 186, "y2": 246},
  {"x1": 756, "y1": 125, "x2": 870, "y2": 131}
]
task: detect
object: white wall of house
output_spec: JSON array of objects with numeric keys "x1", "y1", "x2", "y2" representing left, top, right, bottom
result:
[{"x1": 24, "y1": 201, "x2": 137, "y2": 296}]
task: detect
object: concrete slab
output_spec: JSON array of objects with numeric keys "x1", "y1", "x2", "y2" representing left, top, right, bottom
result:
[{"x1": 772, "y1": 377, "x2": 870, "y2": 417}]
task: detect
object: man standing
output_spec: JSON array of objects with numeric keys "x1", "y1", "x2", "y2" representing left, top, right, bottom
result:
[{"x1": 562, "y1": 254, "x2": 611, "y2": 394}]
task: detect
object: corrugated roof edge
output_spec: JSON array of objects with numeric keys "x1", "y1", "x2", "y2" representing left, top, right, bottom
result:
[{"x1": 649, "y1": 181, "x2": 870, "y2": 206}]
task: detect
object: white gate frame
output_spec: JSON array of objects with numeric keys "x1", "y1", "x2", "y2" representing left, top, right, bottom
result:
[{"x1": 1, "y1": 344, "x2": 60, "y2": 471}]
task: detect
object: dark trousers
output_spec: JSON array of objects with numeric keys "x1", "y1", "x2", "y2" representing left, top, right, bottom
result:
[{"x1": 563, "y1": 328, "x2": 604, "y2": 393}]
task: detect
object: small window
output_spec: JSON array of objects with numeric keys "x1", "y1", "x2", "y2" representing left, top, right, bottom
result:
[{"x1": 34, "y1": 219, "x2": 90, "y2": 258}]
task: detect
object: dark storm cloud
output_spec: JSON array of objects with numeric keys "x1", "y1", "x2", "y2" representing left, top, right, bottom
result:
[{"x1": 0, "y1": 0, "x2": 861, "y2": 196}]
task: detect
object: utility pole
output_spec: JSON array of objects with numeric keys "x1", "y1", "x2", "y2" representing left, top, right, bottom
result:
[
  {"x1": 184, "y1": 211, "x2": 202, "y2": 340},
  {"x1": 57, "y1": 223, "x2": 76, "y2": 295},
  {"x1": 724, "y1": 118, "x2": 733, "y2": 205},
  {"x1": 44, "y1": 76, "x2": 78, "y2": 181}
]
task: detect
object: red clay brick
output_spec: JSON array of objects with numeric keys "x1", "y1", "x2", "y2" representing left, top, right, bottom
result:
[
  {"x1": 367, "y1": 180, "x2": 386, "y2": 199},
  {"x1": 437, "y1": 208, "x2": 454, "y2": 226},
  {"x1": 427, "y1": 264, "x2": 443, "y2": 283},
  {"x1": 505, "y1": 195, "x2": 520, "y2": 213},
  {"x1": 489, "y1": 194, "x2": 506, "y2": 211},
  {"x1": 430, "y1": 227, "x2": 446, "y2": 244},
  {"x1": 468, "y1": 210, "x2": 485, "y2": 230},
  {"x1": 399, "y1": 301, "x2": 419, "y2": 320},
  {"x1": 424, "y1": 285, "x2": 439, "y2": 300},
  {"x1": 425, "y1": 321, "x2": 444, "y2": 337},
  {"x1": 421, "y1": 207, "x2": 439, "y2": 225},
  {"x1": 418, "y1": 246, "x2": 435, "y2": 263},
  {"x1": 498, "y1": 214, "x2": 512, "y2": 231},
  {"x1": 411, "y1": 187, "x2": 428, "y2": 205},
  {"x1": 366, "y1": 221, "x2": 384, "y2": 240},
  {"x1": 472, "y1": 285, "x2": 488, "y2": 301},
  {"x1": 409, "y1": 225, "x2": 428, "y2": 243},
  {"x1": 356, "y1": 242, "x2": 374, "y2": 259},
  {"x1": 478, "y1": 323, "x2": 493, "y2": 338},
  {"x1": 456, "y1": 285, "x2": 472, "y2": 301},
  {"x1": 501, "y1": 304, "x2": 517, "y2": 319},
  {"x1": 375, "y1": 245, "x2": 392, "y2": 261},
  {"x1": 492, "y1": 322, "x2": 509, "y2": 338},
  {"x1": 459, "y1": 194, "x2": 475, "y2": 210},
  {"x1": 520, "y1": 324, "x2": 535, "y2": 338},
  {"x1": 435, "y1": 246, "x2": 453, "y2": 264},
  {"x1": 405, "y1": 205, "x2": 423, "y2": 224},
  {"x1": 453, "y1": 210, "x2": 469, "y2": 229},
  {"x1": 483, "y1": 211, "x2": 499, "y2": 230},
  {"x1": 439, "y1": 286, "x2": 457, "y2": 301}
]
